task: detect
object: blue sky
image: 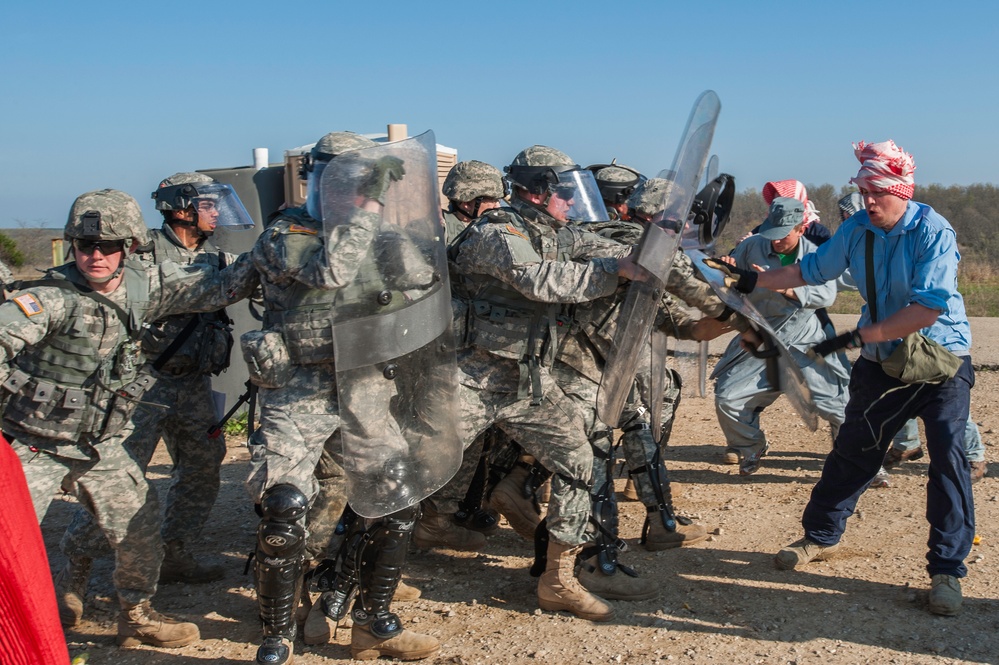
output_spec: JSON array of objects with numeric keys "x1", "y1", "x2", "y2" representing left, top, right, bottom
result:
[{"x1": 2, "y1": 0, "x2": 997, "y2": 229}]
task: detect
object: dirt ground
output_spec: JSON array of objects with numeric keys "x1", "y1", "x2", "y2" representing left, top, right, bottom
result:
[{"x1": 43, "y1": 364, "x2": 999, "y2": 665}]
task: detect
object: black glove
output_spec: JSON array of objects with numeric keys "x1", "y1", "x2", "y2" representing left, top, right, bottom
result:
[
  {"x1": 811, "y1": 329, "x2": 863, "y2": 357},
  {"x1": 703, "y1": 257, "x2": 758, "y2": 293},
  {"x1": 360, "y1": 156, "x2": 406, "y2": 204}
]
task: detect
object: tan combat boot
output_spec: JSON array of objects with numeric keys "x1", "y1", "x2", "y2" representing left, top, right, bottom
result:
[
  {"x1": 54, "y1": 556, "x2": 92, "y2": 628},
  {"x1": 489, "y1": 464, "x2": 542, "y2": 540},
  {"x1": 158, "y1": 539, "x2": 225, "y2": 584},
  {"x1": 351, "y1": 622, "x2": 440, "y2": 661},
  {"x1": 643, "y1": 516, "x2": 709, "y2": 551},
  {"x1": 578, "y1": 555, "x2": 658, "y2": 601},
  {"x1": 117, "y1": 599, "x2": 200, "y2": 648},
  {"x1": 413, "y1": 504, "x2": 485, "y2": 551},
  {"x1": 537, "y1": 541, "x2": 614, "y2": 621},
  {"x1": 394, "y1": 579, "x2": 422, "y2": 601}
]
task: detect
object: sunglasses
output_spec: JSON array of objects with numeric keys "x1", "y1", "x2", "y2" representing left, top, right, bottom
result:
[
  {"x1": 553, "y1": 186, "x2": 576, "y2": 201},
  {"x1": 74, "y1": 239, "x2": 125, "y2": 256}
]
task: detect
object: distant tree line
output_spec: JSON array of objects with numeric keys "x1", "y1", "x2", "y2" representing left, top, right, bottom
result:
[
  {"x1": 0, "y1": 231, "x2": 25, "y2": 269},
  {"x1": 716, "y1": 183, "x2": 999, "y2": 267}
]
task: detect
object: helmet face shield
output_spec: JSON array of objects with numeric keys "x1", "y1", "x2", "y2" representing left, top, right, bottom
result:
[
  {"x1": 191, "y1": 183, "x2": 254, "y2": 230},
  {"x1": 552, "y1": 169, "x2": 610, "y2": 223},
  {"x1": 305, "y1": 160, "x2": 329, "y2": 219}
]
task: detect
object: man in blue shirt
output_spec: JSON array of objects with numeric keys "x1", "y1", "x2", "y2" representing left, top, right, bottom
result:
[{"x1": 710, "y1": 140, "x2": 974, "y2": 617}]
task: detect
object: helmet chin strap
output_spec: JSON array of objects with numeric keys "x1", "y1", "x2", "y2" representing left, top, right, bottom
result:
[{"x1": 85, "y1": 263, "x2": 125, "y2": 284}]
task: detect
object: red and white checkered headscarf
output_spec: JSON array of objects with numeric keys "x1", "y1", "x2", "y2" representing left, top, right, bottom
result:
[
  {"x1": 849, "y1": 140, "x2": 916, "y2": 200},
  {"x1": 762, "y1": 180, "x2": 819, "y2": 224}
]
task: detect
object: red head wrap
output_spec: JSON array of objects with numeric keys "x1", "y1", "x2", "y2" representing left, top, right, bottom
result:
[{"x1": 849, "y1": 140, "x2": 916, "y2": 200}]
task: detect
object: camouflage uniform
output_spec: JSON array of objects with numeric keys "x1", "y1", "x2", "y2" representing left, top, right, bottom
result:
[
  {"x1": 449, "y1": 194, "x2": 628, "y2": 546},
  {"x1": 60, "y1": 222, "x2": 236, "y2": 572},
  {"x1": 0, "y1": 258, "x2": 14, "y2": 287},
  {"x1": 560, "y1": 217, "x2": 731, "y2": 554},
  {"x1": 244, "y1": 205, "x2": 382, "y2": 555},
  {"x1": 1, "y1": 192, "x2": 257, "y2": 611},
  {"x1": 247, "y1": 133, "x2": 440, "y2": 664},
  {"x1": 417, "y1": 160, "x2": 508, "y2": 549}
]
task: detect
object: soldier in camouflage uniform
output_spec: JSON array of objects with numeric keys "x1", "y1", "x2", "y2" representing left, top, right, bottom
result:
[
  {"x1": 244, "y1": 131, "x2": 437, "y2": 664},
  {"x1": 1, "y1": 189, "x2": 257, "y2": 649},
  {"x1": 449, "y1": 144, "x2": 649, "y2": 621},
  {"x1": 57, "y1": 173, "x2": 244, "y2": 624},
  {"x1": 410, "y1": 160, "x2": 511, "y2": 551},
  {"x1": 552, "y1": 176, "x2": 752, "y2": 601},
  {"x1": 441, "y1": 160, "x2": 505, "y2": 244}
]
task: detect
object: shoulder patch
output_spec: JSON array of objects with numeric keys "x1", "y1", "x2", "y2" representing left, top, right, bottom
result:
[
  {"x1": 287, "y1": 224, "x2": 318, "y2": 235},
  {"x1": 13, "y1": 293, "x2": 43, "y2": 317}
]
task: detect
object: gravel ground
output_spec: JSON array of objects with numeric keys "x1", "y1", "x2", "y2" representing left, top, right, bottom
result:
[{"x1": 43, "y1": 358, "x2": 999, "y2": 665}]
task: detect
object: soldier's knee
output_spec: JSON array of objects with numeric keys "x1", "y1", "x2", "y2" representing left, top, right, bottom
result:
[{"x1": 257, "y1": 484, "x2": 308, "y2": 558}]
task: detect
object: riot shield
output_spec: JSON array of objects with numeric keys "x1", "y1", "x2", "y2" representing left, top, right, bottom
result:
[
  {"x1": 670, "y1": 311, "x2": 707, "y2": 399},
  {"x1": 321, "y1": 131, "x2": 462, "y2": 518},
  {"x1": 597, "y1": 91, "x2": 720, "y2": 429},
  {"x1": 686, "y1": 248, "x2": 819, "y2": 430}
]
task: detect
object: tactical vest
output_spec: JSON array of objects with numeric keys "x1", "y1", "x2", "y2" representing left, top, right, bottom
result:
[
  {"x1": 139, "y1": 228, "x2": 232, "y2": 377},
  {"x1": 2, "y1": 261, "x2": 155, "y2": 443},
  {"x1": 450, "y1": 209, "x2": 578, "y2": 400},
  {"x1": 261, "y1": 210, "x2": 338, "y2": 365}
]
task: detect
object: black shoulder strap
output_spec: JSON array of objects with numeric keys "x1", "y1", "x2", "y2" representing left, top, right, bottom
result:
[{"x1": 865, "y1": 230, "x2": 877, "y2": 323}]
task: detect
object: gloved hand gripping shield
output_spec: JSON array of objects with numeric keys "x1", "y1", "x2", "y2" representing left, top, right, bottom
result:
[
  {"x1": 321, "y1": 131, "x2": 462, "y2": 518},
  {"x1": 688, "y1": 249, "x2": 819, "y2": 430},
  {"x1": 597, "y1": 91, "x2": 720, "y2": 436}
]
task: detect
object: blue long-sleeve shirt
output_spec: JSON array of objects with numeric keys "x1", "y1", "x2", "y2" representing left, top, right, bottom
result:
[{"x1": 798, "y1": 200, "x2": 971, "y2": 360}]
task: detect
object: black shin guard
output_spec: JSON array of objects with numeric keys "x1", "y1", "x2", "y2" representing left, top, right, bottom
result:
[
  {"x1": 314, "y1": 506, "x2": 364, "y2": 623},
  {"x1": 639, "y1": 448, "x2": 692, "y2": 544},
  {"x1": 351, "y1": 506, "x2": 419, "y2": 639},
  {"x1": 585, "y1": 437, "x2": 631, "y2": 576},
  {"x1": 255, "y1": 484, "x2": 308, "y2": 642}
]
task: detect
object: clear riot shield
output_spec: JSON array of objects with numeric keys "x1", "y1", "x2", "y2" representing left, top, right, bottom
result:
[
  {"x1": 321, "y1": 131, "x2": 461, "y2": 518},
  {"x1": 597, "y1": 91, "x2": 720, "y2": 431},
  {"x1": 670, "y1": 311, "x2": 707, "y2": 399},
  {"x1": 686, "y1": 248, "x2": 819, "y2": 430}
]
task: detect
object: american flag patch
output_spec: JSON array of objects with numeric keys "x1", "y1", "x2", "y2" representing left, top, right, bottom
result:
[{"x1": 13, "y1": 293, "x2": 43, "y2": 316}]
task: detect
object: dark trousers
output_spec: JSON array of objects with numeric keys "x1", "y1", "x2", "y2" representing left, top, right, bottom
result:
[{"x1": 802, "y1": 356, "x2": 975, "y2": 577}]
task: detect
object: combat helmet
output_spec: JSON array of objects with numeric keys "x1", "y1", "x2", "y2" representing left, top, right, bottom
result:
[
  {"x1": 301, "y1": 131, "x2": 378, "y2": 178},
  {"x1": 627, "y1": 178, "x2": 674, "y2": 219},
  {"x1": 587, "y1": 163, "x2": 643, "y2": 206},
  {"x1": 442, "y1": 161, "x2": 505, "y2": 203},
  {"x1": 152, "y1": 172, "x2": 216, "y2": 211},
  {"x1": 837, "y1": 192, "x2": 865, "y2": 220},
  {"x1": 151, "y1": 172, "x2": 254, "y2": 235},
  {"x1": 66, "y1": 189, "x2": 149, "y2": 248},
  {"x1": 505, "y1": 145, "x2": 578, "y2": 195}
]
